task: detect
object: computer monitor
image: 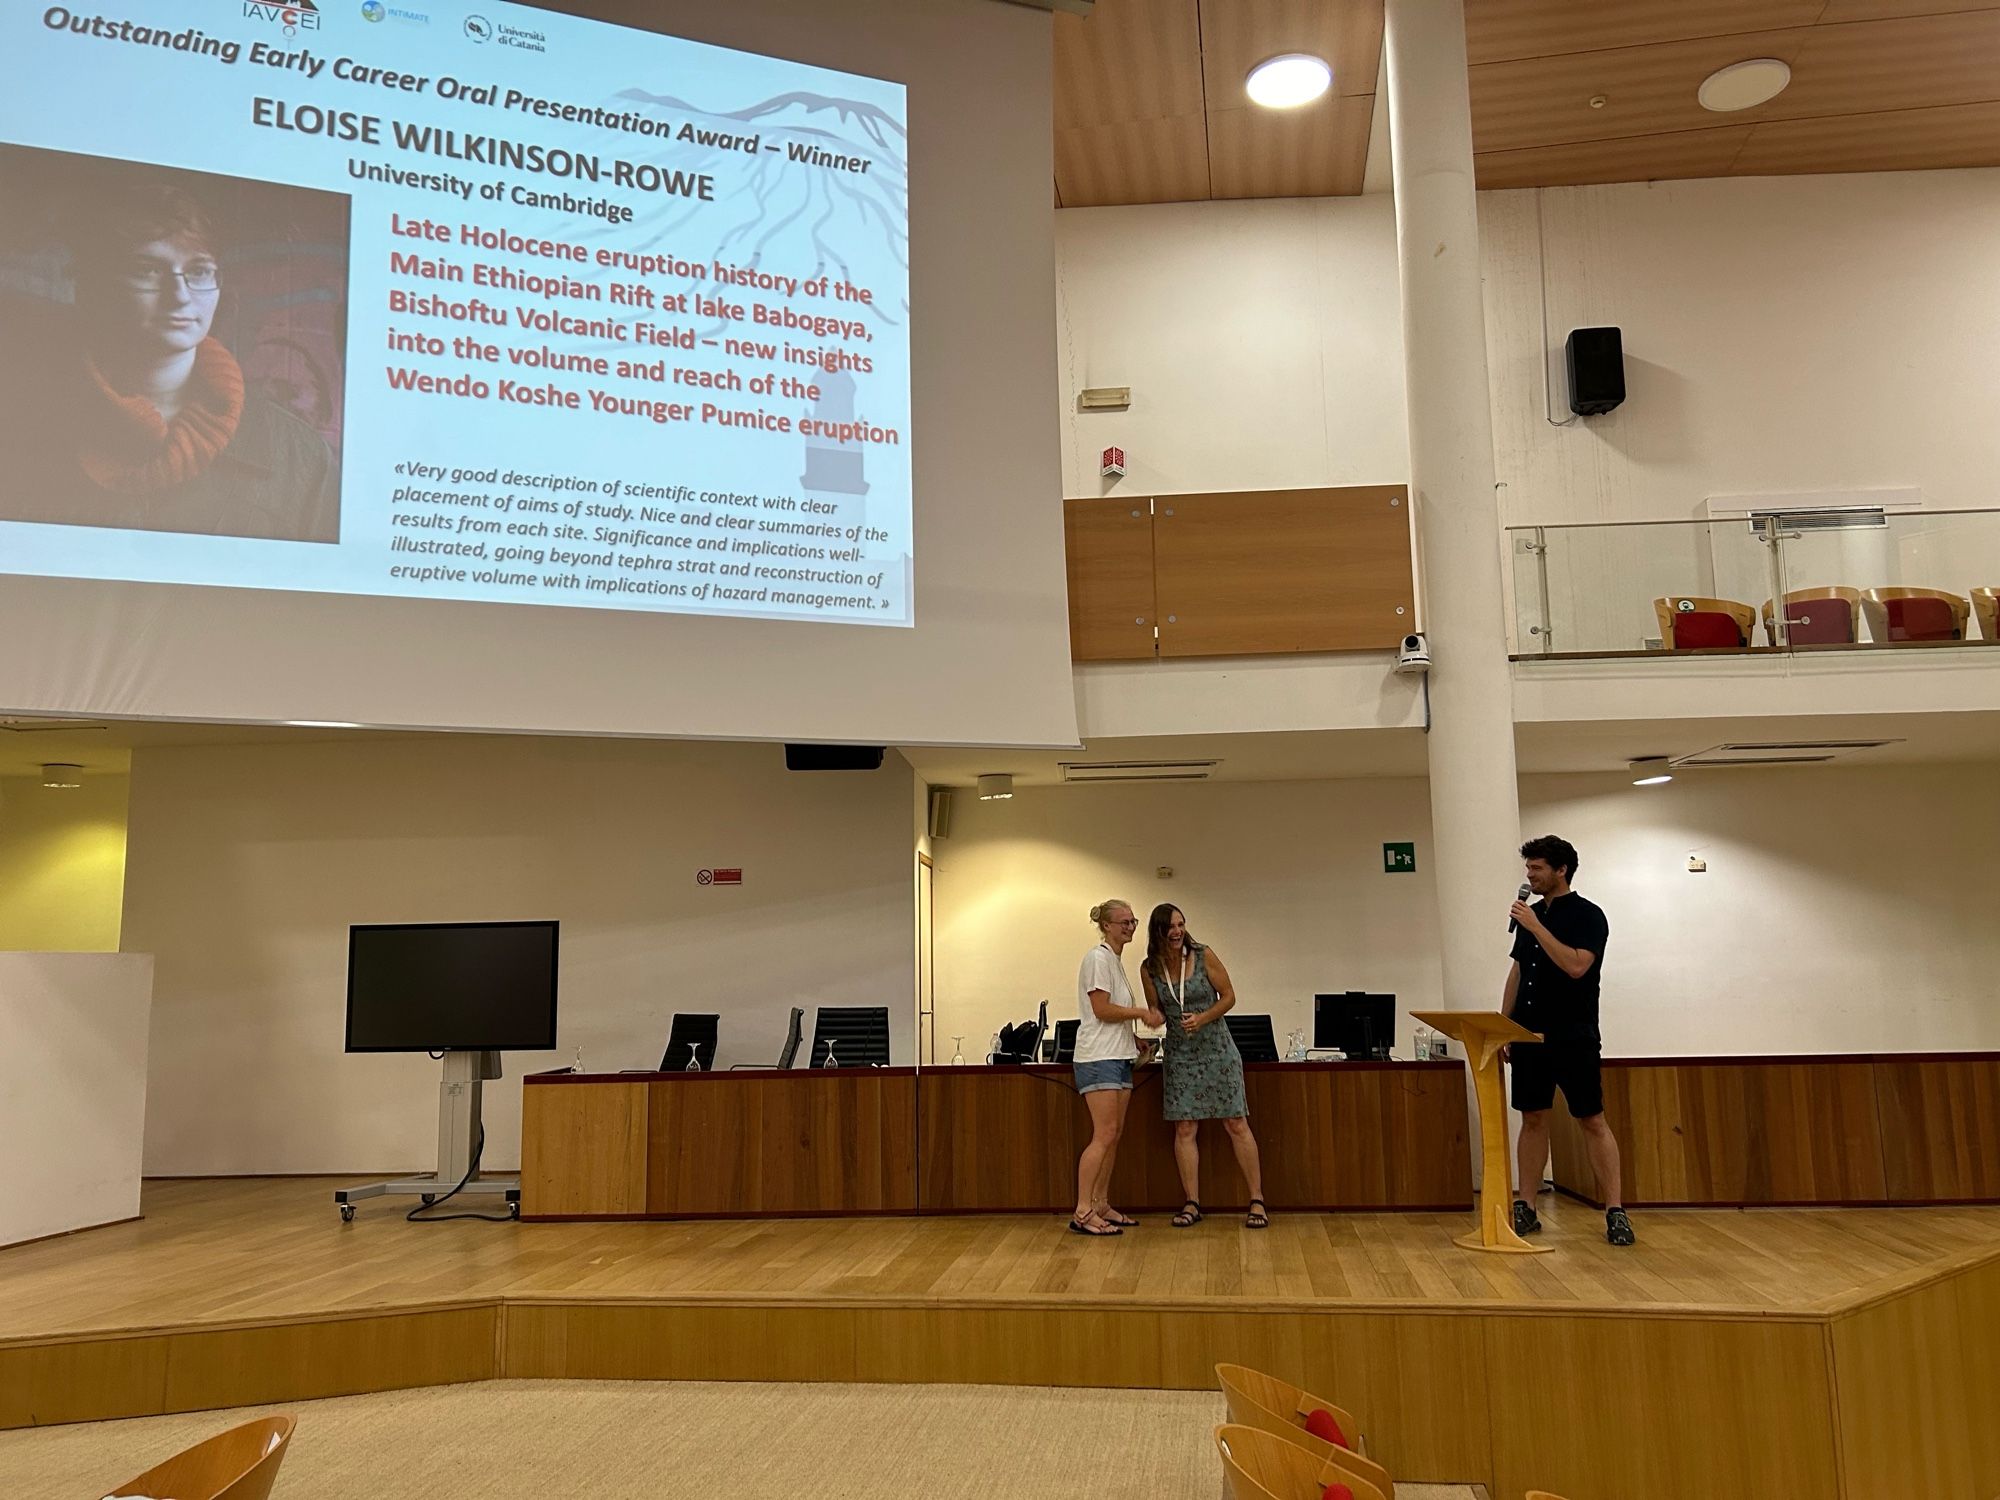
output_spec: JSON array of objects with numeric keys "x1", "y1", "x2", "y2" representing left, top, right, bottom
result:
[
  {"x1": 1223, "y1": 1013, "x2": 1280, "y2": 1064},
  {"x1": 1315, "y1": 992, "x2": 1395, "y2": 1059},
  {"x1": 345, "y1": 920, "x2": 558, "y2": 1053}
]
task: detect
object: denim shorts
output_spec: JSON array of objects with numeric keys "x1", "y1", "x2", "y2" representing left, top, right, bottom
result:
[{"x1": 1073, "y1": 1058, "x2": 1134, "y2": 1094}]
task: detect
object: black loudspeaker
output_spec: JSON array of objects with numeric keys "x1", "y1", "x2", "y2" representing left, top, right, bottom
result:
[
  {"x1": 783, "y1": 744, "x2": 885, "y2": 771},
  {"x1": 1565, "y1": 326, "x2": 1625, "y2": 416}
]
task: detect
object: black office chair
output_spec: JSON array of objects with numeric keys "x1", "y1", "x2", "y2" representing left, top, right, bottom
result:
[
  {"x1": 659, "y1": 1013, "x2": 720, "y2": 1071},
  {"x1": 1051, "y1": 1018, "x2": 1081, "y2": 1063},
  {"x1": 729, "y1": 1006, "x2": 806, "y2": 1071},
  {"x1": 1223, "y1": 1013, "x2": 1280, "y2": 1063},
  {"x1": 809, "y1": 1005, "x2": 891, "y2": 1068}
]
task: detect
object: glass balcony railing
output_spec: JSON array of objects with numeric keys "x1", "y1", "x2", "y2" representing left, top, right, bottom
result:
[{"x1": 1508, "y1": 507, "x2": 2000, "y2": 658}]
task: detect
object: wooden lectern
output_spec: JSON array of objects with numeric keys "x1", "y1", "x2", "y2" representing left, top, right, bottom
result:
[{"x1": 1411, "y1": 1010, "x2": 1549, "y2": 1255}]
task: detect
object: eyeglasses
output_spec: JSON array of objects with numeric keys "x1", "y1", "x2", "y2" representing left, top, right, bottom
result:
[{"x1": 120, "y1": 262, "x2": 221, "y2": 293}]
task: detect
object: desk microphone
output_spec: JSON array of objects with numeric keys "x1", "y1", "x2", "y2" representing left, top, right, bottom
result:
[{"x1": 1507, "y1": 882, "x2": 1530, "y2": 933}]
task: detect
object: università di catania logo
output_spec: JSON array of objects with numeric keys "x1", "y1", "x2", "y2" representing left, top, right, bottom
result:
[{"x1": 242, "y1": 0, "x2": 321, "y2": 33}]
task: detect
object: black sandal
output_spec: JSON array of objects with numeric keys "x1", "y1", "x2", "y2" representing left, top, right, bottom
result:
[
  {"x1": 1101, "y1": 1209, "x2": 1139, "y2": 1228},
  {"x1": 1245, "y1": 1198, "x2": 1269, "y2": 1229},
  {"x1": 1067, "y1": 1212, "x2": 1122, "y2": 1236},
  {"x1": 1172, "y1": 1200, "x2": 1203, "y2": 1228}
]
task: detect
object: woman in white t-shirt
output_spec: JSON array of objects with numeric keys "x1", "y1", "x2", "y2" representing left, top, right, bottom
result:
[{"x1": 1070, "y1": 899, "x2": 1163, "y2": 1236}]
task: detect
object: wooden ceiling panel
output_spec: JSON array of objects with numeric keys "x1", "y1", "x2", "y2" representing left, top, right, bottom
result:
[
  {"x1": 1208, "y1": 93, "x2": 1376, "y2": 199},
  {"x1": 1053, "y1": 0, "x2": 1204, "y2": 130},
  {"x1": 1055, "y1": 117, "x2": 1211, "y2": 206},
  {"x1": 1464, "y1": 0, "x2": 1825, "y2": 67},
  {"x1": 1731, "y1": 99, "x2": 2000, "y2": 176},
  {"x1": 1469, "y1": 29, "x2": 1812, "y2": 154},
  {"x1": 1815, "y1": 0, "x2": 2000, "y2": 20},
  {"x1": 1474, "y1": 126, "x2": 1752, "y2": 190},
  {"x1": 1773, "y1": 11, "x2": 2000, "y2": 120},
  {"x1": 1197, "y1": 0, "x2": 1383, "y2": 101}
]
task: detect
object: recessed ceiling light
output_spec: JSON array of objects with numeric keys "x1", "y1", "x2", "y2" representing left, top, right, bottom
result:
[
  {"x1": 1246, "y1": 53, "x2": 1332, "y2": 110},
  {"x1": 1698, "y1": 58, "x2": 1791, "y2": 113},
  {"x1": 1629, "y1": 757, "x2": 1674, "y2": 787}
]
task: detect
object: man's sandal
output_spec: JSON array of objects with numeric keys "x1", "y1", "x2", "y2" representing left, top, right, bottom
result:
[
  {"x1": 1172, "y1": 1200, "x2": 1203, "y2": 1228},
  {"x1": 1245, "y1": 1198, "x2": 1270, "y2": 1229}
]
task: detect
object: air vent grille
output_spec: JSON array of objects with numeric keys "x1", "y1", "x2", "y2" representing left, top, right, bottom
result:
[
  {"x1": 1670, "y1": 738, "x2": 1900, "y2": 768},
  {"x1": 1060, "y1": 759, "x2": 1219, "y2": 784}
]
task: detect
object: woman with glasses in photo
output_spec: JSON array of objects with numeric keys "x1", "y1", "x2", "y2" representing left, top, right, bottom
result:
[
  {"x1": 1069, "y1": 898, "x2": 1162, "y2": 1236},
  {"x1": 0, "y1": 178, "x2": 337, "y2": 541}
]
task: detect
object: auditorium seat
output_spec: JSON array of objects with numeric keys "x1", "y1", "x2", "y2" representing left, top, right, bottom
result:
[
  {"x1": 1973, "y1": 587, "x2": 1998, "y2": 641},
  {"x1": 1214, "y1": 1423, "x2": 1388, "y2": 1500},
  {"x1": 1862, "y1": 587, "x2": 1969, "y2": 642},
  {"x1": 104, "y1": 1413, "x2": 295, "y2": 1500},
  {"x1": 1215, "y1": 1363, "x2": 1392, "y2": 1496},
  {"x1": 1761, "y1": 586, "x2": 1860, "y2": 646},
  {"x1": 1652, "y1": 595, "x2": 1755, "y2": 650}
]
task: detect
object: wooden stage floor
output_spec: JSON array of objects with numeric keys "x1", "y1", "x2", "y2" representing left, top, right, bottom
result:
[{"x1": 5, "y1": 1179, "x2": 1998, "y2": 1500}]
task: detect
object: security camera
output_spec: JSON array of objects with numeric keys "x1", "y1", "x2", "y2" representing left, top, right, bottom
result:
[{"x1": 1394, "y1": 632, "x2": 1431, "y2": 675}]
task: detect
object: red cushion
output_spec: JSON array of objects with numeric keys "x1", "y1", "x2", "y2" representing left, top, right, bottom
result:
[
  {"x1": 1671, "y1": 610, "x2": 1745, "y2": 649},
  {"x1": 1321, "y1": 1484, "x2": 1354, "y2": 1500},
  {"x1": 1302, "y1": 1407, "x2": 1348, "y2": 1448}
]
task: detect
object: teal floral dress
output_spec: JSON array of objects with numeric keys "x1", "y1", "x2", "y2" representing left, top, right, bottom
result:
[{"x1": 1151, "y1": 948, "x2": 1249, "y2": 1121}]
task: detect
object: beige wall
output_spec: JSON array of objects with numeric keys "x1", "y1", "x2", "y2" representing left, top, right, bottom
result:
[
  {"x1": 931, "y1": 763, "x2": 2000, "y2": 1061},
  {"x1": 122, "y1": 735, "x2": 918, "y2": 1175},
  {"x1": 0, "y1": 772, "x2": 128, "y2": 952}
]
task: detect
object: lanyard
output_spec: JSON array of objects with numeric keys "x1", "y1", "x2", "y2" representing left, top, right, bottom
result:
[{"x1": 1162, "y1": 952, "x2": 1188, "y2": 1013}]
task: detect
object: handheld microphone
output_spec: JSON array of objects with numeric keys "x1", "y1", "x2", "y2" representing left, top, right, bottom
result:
[{"x1": 1507, "y1": 882, "x2": 1531, "y2": 933}]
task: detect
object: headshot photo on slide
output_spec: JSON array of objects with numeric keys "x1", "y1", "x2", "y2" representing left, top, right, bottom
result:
[{"x1": 0, "y1": 142, "x2": 349, "y2": 544}]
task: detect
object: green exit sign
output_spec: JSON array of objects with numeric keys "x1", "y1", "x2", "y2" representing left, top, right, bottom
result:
[{"x1": 1383, "y1": 842, "x2": 1416, "y2": 874}]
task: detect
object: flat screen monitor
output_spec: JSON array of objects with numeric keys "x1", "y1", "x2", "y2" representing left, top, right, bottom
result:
[
  {"x1": 1315, "y1": 992, "x2": 1395, "y2": 1058},
  {"x1": 345, "y1": 920, "x2": 558, "y2": 1053}
]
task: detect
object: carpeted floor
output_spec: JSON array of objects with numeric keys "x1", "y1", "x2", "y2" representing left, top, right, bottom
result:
[{"x1": 0, "y1": 1380, "x2": 1483, "y2": 1500}]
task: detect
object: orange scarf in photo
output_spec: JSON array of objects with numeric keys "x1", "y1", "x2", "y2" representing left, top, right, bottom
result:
[{"x1": 76, "y1": 338, "x2": 246, "y2": 494}]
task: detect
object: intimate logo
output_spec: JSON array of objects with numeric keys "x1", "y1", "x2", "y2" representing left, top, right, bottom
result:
[
  {"x1": 361, "y1": 0, "x2": 383, "y2": 18},
  {"x1": 244, "y1": 0, "x2": 321, "y2": 33},
  {"x1": 463, "y1": 12, "x2": 491, "y2": 41}
]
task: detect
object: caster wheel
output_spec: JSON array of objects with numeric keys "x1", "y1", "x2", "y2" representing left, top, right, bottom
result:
[
  {"x1": 510, "y1": 1204, "x2": 521, "y2": 1220},
  {"x1": 339, "y1": 1205, "x2": 355, "y2": 1222},
  {"x1": 421, "y1": 1194, "x2": 436, "y2": 1205}
]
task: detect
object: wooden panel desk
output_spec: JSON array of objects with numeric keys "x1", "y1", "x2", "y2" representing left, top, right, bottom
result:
[
  {"x1": 1550, "y1": 1052, "x2": 2000, "y2": 1208},
  {"x1": 521, "y1": 1067, "x2": 917, "y2": 1220},
  {"x1": 918, "y1": 1060, "x2": 1472, "y2": 1214}
]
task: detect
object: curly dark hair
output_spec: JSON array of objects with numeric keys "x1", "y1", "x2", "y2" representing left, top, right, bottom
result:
[{"x1": 1519, "y1": 834, "x2": 1579, "y2": 882}]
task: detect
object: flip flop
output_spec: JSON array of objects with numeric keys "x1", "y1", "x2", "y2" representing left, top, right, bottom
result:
[{"x1": 1067, "y1": 1214, "x2": 1122, "y2": 1236}]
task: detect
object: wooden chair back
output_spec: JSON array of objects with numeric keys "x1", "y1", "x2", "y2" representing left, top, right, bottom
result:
[
  {"x1": 1215, "y1": 1424, "x2": 1388, "y2": 1500},
  {"x1": 1862, "y1": 586, "x2": 1970, "y2": 642},
  {"x1": 105, "y1": 1414, "x2": 296, "y2": 1500},
  {"x1": 1526, "y1": 1493, "x2": 1571, "y2": 1499},
  {"x1": 1972, "y1": 587, "x2": 1998, "y2": 642},
  {"x1": 1761, "y1": 585, "x2": 1861, "y2": 645},
  {"x1": 1653, "y1": 596, "x2": 1755, "y2": 650},
  {"x1": 1214, "y1": 1363, "x2": 1392, "y2": 1495}
]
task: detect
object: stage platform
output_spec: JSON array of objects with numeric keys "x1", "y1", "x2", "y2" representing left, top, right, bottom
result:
[{"x1": 4, "y1": 1179, "x2": 1997, "y2": 1500}]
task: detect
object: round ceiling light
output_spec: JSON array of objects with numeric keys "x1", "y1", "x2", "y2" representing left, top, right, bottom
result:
[
  {"x1": 1697, "y1": 58, "x2": 1791, "y2": 113},
  {"x1": 1246, "y1": 53, "x2": 1333, "y2": 110}
]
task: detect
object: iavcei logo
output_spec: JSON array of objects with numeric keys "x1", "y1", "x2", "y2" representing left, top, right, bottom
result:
[{"x1": 244, "y1": 0, "x2": 321, "y2": 34}]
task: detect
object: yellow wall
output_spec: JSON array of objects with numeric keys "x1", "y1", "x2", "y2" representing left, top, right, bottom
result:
[{"x1": 0, "y1": 774, "x2": 130, "y2": 952}]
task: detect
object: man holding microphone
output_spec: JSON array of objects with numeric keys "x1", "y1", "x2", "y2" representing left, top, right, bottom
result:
[{"x1": 1502, "y1": 834, "x2": 1634, "y2": 1247}]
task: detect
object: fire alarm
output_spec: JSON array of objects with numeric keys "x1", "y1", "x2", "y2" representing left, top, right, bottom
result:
[{"x1": 1101, "y1": 446, "x2": 1126, "y2": 478}]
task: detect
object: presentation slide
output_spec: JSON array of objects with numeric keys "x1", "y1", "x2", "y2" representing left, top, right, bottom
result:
[{"x1": 0, "y1": 1, "x2": 911, "y2": 626}]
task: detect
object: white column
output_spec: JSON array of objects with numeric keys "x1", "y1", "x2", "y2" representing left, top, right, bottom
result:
[{"x1": 1384, "y1": 0, "x2": 1523, "y2": 1010}]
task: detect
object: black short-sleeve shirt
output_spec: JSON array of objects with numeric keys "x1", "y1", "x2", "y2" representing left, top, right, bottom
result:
[{"x1": 1509, "y1": 891, "x2": 1609, "y2": 1044}]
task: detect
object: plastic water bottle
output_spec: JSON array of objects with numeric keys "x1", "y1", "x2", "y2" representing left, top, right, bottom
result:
[{"x1": 1413, "y1": 1022, "x2": 1433, "y2": 1061}]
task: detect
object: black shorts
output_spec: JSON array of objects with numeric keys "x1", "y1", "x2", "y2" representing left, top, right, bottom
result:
[{"x1": 1510, "y1": 1038, "x2": 1604, "y2": 1118}]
